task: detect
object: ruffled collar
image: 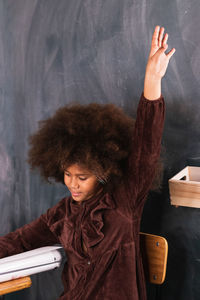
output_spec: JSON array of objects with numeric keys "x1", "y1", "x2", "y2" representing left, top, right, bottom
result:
[{"x1": 67, "y1": 190, "x2": 115, "y2": 248}]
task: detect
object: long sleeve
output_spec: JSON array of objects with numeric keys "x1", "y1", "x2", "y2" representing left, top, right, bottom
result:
[
  {"x1": 0, "y1": 202, "x2": 63, "y2": 258},
  {"x1": 127, "y1": 93, "x2": 165, "y2": 209}
]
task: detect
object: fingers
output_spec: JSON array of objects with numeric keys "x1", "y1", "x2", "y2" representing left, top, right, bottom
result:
[
  {"x1": 152, "y1": 26, "x2": 169, "y2": 48},
  {"x1": 152, "y1": 26, "x2": 167, "y2": 49},
  {"x1": 151, "y1": 25, "x2": 160, "y2": 47},
  {"x1": 150, "y1": 26, "x2": 176, "y2": 61},
  {"x1": 158, "y1": 27, "x2": 165, "y2": 48},
  {"x1": 162, "y1": 33, "x2": 168, "y2": 47}
]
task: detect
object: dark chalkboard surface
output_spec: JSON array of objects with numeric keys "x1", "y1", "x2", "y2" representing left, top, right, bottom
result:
[{"x1": 0, "y1": 1, "x2": 200, "y2": 299}]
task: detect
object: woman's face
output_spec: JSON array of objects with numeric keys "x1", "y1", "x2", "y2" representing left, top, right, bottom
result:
[{"x1": 64, "y1": 164, "x2": 101, "y2": 203}]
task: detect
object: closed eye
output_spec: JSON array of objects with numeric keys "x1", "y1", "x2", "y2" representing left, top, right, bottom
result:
[
  {"x1": 79, "y1": 177, "x2": 88, "y2": 181},
  {"x1": 64, "y1": 172, "x2": 70, "y2": 177}
]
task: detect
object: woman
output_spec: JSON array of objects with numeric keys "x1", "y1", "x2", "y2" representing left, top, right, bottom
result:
[{"x1": 0, "y1": 26, "x2": 175, "y2": 299}]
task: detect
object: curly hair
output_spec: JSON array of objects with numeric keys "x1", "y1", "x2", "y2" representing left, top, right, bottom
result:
[{"x1": 28, "y1": 103, "x2": 163, "y2": 190}]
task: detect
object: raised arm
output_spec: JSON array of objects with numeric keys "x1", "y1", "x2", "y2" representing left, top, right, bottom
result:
[
  {"x1": 125, "y1": 26, "x2": 176, "y2": 210},
  {"x1": 144, "y1": 26, "x2": 176, "y2": 100}
]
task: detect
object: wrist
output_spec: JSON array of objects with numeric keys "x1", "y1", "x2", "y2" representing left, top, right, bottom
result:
[
  {"x1": 144, "y1": 71, "x2": 162, "y2": 82},
  {"x1": 144, "y1": 74, "x2": 161, "y2": 100}
]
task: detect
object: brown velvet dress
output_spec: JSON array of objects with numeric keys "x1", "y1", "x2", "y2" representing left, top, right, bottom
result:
[{"x1": 0, "y1": 94, "x2": 165, "y2": 300}]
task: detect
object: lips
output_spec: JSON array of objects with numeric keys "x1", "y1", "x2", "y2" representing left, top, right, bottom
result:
[{"x1": 71, "y1": 191, "x2": 82, "y2": 197}]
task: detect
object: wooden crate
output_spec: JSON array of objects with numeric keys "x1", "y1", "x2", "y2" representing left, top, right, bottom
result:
[{"x1": 169, "y1": 166, "x2": 200, "y2": 208}]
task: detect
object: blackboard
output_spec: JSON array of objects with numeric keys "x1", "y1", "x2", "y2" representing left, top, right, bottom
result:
[{"x1": 0, "y1": 1, "x2": 200, "y2": 299}]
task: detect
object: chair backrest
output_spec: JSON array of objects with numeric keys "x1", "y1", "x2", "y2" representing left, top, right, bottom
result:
[{"x1": 140, "y1": 232, "x2": 168, "y2": 284}]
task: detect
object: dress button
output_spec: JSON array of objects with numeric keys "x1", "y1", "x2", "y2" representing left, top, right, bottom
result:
[{"x1": 87, "y1": 261, "x2": 91, "y2": 265}]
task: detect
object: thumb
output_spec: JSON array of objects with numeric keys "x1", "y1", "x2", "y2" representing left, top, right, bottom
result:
[{"x1": 166, "y1": 48, "x2": 176, "y2": 60}]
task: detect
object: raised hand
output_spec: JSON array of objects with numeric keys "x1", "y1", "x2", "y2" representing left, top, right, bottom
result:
[
  {"x1": 144, "y1": 26, "x2": 176, "y2": 100},
  {"x1": 147, "y1": 26, "x2": 176, "y2": 79}
]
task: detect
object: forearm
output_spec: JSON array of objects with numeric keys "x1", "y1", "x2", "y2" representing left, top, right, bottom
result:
[
  {"x1": 0, "y1": 216, "x2": 57, "y2": 258},
  {"x1": 127, "y1": 93, "x2": 165, "y2": 206},
  {"x1": 144, "y1": 73, "x2": 161, "y2": 100}
]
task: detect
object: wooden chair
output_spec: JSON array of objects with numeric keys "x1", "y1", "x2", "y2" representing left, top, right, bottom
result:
[{"x1": 0, "y1": 233, "x2": 168, "y2": 296}]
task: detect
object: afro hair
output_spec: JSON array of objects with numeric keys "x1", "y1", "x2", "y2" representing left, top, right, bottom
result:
[{"x1": 28, "y1": 102, "x2": 163, "y2": 190}]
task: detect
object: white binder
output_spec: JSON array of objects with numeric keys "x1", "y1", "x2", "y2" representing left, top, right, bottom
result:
[{"x1": 0, "y1": 245, "x2": 63, "y2": 283}]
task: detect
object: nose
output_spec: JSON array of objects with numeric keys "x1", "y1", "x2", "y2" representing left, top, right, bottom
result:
[{"x1": 71, "y1": 177, "x2": 79, "y2": 189}]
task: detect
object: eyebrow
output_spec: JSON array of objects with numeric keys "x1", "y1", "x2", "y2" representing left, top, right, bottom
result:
[
  {"x1": 76, "y1": 173, "x2": 90, "y2": 176},
  {"x1": 65, "y1": 171, "x2": 91, "y2": 176}
]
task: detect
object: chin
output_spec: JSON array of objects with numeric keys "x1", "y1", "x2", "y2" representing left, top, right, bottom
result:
[{"x1": 73, "y1": 198, "x2": 82, "y2": 202}]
